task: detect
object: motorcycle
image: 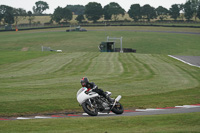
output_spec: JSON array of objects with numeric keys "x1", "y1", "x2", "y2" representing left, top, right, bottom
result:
[{"x1": 77, "y1": 87, "x2": 124, "y2": 116}]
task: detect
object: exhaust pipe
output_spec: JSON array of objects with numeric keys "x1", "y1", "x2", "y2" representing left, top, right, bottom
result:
[
  {"x1": 115, "y1": 95, "x2": 122, "y2": 102},
  {"x1": 111, "y1": 95, "x2": 122, "y2": 110}
]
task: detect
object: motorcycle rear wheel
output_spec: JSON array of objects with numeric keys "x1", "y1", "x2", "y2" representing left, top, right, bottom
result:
[
  {"x1": 111, "y1": 102, "x2": 124, "y2": 114},
  {"x1": 82, "y1": 102, "x2": 98, "y2": 116}
]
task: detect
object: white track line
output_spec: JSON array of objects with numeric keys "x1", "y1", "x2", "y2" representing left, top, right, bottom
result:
[
  {"x1": 168, "y1": 55, "x2": 200, "y2": 68},
  {"x1": 35, "y1": 116, "x2": 52, "y2": 119},
  {"x1": 135, "y1": 109, "x2": 148, "y2": 112},
  {"x1": 175, "y1": 105, "x2": 200, "y2": 108},
  {"x1": 17, "y1": 117, "x2": 34, "y2": 120},
  {"x1": 146, "y1": 108, "x2": 165, "y2": 111},
  {"x1": 135, "y1": 109, "x2": 165, "y2": 112},
  {"x1": 136, "y1": 105, "x2": 200, "y2": 112}
]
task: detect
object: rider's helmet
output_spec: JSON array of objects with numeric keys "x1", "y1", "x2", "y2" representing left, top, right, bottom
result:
[{"x1": 80, "y1": 77, "x2": 89, "y2": 87}]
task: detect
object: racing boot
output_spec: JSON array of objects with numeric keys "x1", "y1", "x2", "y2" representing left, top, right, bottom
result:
[
  {"x1": 102, "y1": 92, "x2": 115, "y2": 103},
  {"x1": 106, "y1": 95, "x2": 115, "y2": 103}
]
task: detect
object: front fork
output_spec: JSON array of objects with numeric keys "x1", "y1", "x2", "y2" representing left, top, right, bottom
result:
[{"x1": 85, "y1": 99, "x2": 92, "y2": 107}]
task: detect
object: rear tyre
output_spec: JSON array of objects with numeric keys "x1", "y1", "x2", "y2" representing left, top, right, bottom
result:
[
  {"x1": 82, "y1": 102, "x2": 98, "y2": 116},
  {"x1": 111, "y1": 102, "x2": 124, "y2": 114}
]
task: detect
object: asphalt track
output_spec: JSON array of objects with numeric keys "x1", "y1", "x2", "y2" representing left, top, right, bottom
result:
[
  {"x1": 92, "y1": 105, "x2": 200, "y2": 117},
  {"x1": 0, "y1": 104, "x2": 200, "y2": 120},
  {"x1": 88, "y1": 29, "x2": 200, "y2": 35},
  {"x1": 169, "y1": 55, "x2": 200, "y2": 68}
]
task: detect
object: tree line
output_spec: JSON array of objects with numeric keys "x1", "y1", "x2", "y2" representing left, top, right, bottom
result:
[{"x1": 1, "y1": 0, "x2": 200, "y2": 25}]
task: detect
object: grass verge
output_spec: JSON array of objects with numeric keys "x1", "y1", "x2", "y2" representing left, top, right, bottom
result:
[{"x1": 0, "y1": 112, "x2": 200, "y2": 133}]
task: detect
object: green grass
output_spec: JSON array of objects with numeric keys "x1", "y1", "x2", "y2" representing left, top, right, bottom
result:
[
  {"x1": 0, "y1": 52, "x2": 199, "y2": 116},
  {"x1": 1, "y1": 26, "x2": 200, "y2": 55},
  {"x1": 0, "y1": 26, "x2": 200, "y2": 131},
  {"x1": 0, "y1": 112, "x2": 200, "y2": 133},
  {"x1": 0, "y1": 51, "x2": 52, "y2": 65}
]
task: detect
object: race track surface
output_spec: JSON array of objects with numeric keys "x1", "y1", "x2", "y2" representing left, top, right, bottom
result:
[
  {"x1": 1, "y1": 104, "x2": 200, "y2": 120},
  {"x1": 88, "y1": 29, "x2": 200, "y2": 35},
  {"x1": 169, "y1": 55, "x2": 200, "y2": 68}
]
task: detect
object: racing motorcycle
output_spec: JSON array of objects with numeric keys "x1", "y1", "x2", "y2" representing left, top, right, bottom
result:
[{"x1": 77, "y1": 87, "x2": 124, "y2": 116}]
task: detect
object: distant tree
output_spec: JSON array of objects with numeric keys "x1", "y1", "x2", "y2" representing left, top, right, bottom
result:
[
  {"x1": 85, "y1": 2, "x2": 103, "y2": 23},
  {"x1": 184, "y1": 1, "x2": 194, "y2": 20},
  {"x1": 103, "y1": 2, "x2": 125, "y2": 21},
  {"x1": 179, "y1": 4, "x2": 185, "y2": 20},
  {"x1": 197, "y1": 5, "x2": 200, "y2": 19},
  {"x1": 62, "y1": 7, "x2": 72, "y2": 22},
  {"x1": 66, "y1": 5, "x2": 85, "y2": 15},
  {"x1": 76, "y1": 14, "x2": 85, "y2": 23},
  {"x1": 0, "y1": 5, "x2": 6, "y2": 24},
  {"x1": 0, "y1": 5, "x2": 14, "y2": 24},
  {"x1": 103, "y1": 5, "x2": 112, "y2": 20},
  {"x1": 4, "y1": 14, "x2": 14, "y2": 24},
  {"x1": 51, "y1": 7, "x2": 63, "y2": 23},
  {"x1": 169, "y1": 4, "x2": 180, "y2": 20},
  {"x1": 0, "y1": 15, "x2": 3, "y2": 24},
  {"x1": 27, "y1": 11, "x2": 35, "y2": 25},
  {"x1": 0, "y1": 5, "x2": 26, "y2": 25},
  {"x1": 179, "y1": 3, "x2": 185, "y2": 13},
  {"x1": 156, "y1": 6, "x2": 169, "y2": 21},
  {"x1": 128, "y1": 4, "x2": 142, "y2": 22},
  {"x1": 33, "y1": 1, "x2": 49, "y2": 14},
  {"x1": 141, "y1": 4, "x2": 157, "y2": 21},
  {"x1": 51, "y1": 6, "x2": 72, "y2": 23},
  {"x1": 13, "y1": 8, "x2": 26, "y2": 26},
  {"x1": 188, "y1": 0, "x2": 200, "y2": 20}
]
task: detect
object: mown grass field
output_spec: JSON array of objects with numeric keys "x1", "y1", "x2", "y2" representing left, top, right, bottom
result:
[{"x1": 0, "y1": 26, "x2": 200, "y2": 132}]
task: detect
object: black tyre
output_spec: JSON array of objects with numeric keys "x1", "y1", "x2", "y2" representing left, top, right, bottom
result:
[
  {"x1": 111, "y1": 102, "x2": 124, "y2": 114},
  {"x1": 82, "y1": 102, "x2": 98, "y2": 116}
]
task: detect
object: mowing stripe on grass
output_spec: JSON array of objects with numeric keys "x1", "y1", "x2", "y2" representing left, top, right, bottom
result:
[{"x1": 0, "y1": 53, "x2": 199, "y2": 116}]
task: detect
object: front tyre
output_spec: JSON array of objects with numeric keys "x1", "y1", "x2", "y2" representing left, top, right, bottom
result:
[
  {"x1": 82, "y1": 102, "x2": 98, "y2": 116},
  {"x1": 111, "y1": 102, "x2": 124, "y2": 114}
]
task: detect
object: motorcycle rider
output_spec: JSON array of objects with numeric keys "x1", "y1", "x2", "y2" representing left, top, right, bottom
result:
[{"x1": 80, "y1": 77, "x2": 114, "y2": 103}]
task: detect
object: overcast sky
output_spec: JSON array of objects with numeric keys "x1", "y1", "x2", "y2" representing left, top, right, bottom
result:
[{"x1": 1, "y1": 0, "x2": 187, "y2": 13}]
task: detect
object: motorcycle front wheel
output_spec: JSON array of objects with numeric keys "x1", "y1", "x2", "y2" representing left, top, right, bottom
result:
[
  {"x1": 111, "y1": 102, "x2": 124, "y2": 114},
  {"x1": 82, "y1": 102, "x2": 98, "y2": 116}
]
